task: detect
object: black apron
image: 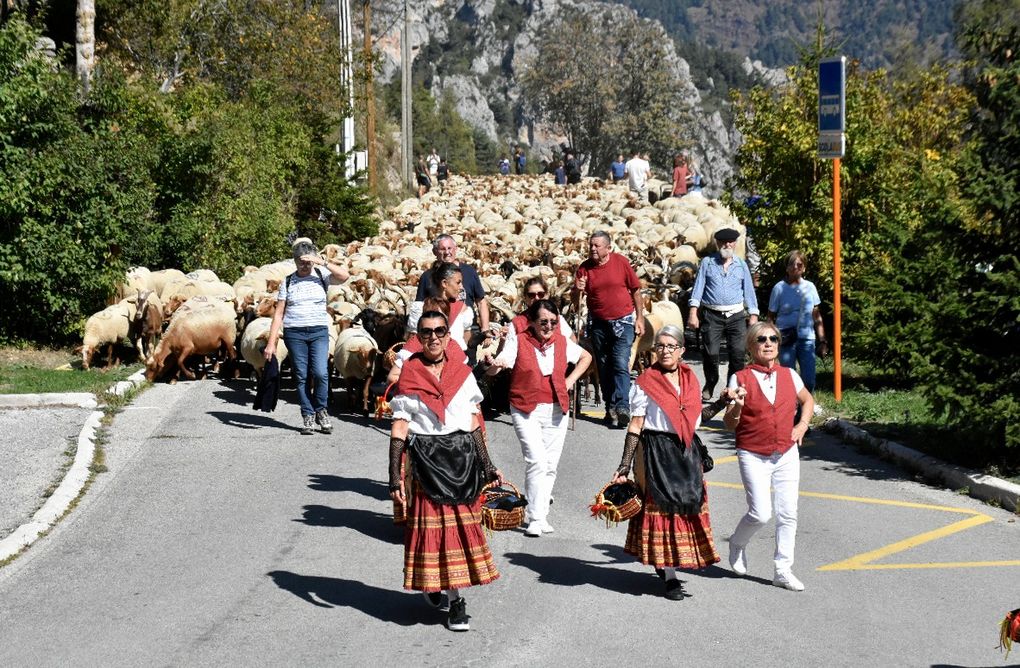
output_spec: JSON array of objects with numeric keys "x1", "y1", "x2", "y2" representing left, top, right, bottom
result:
[
  {"x1": 640, "y1": 430, "x2": 705, "y2": 515},
  {"x1": 408, "y1": 431, "x2": 485, "y2": 505}
]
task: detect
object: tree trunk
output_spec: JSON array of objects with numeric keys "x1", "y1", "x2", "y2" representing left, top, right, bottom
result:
[{"x1": 76, "y1": 0, "x2": 95, "y2": 94}]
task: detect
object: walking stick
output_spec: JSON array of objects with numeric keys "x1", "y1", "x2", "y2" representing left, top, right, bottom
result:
[{"x1": 570, "y1": 288, "x2": 585, "y2": 431}]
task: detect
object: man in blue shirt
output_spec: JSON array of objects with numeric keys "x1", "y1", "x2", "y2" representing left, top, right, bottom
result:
[
  {"x1": 609, "y1": 154, "x2": 626, "y2": 182},
  {"x1": 688, "y1": 228, "x2": 759, "y2": 400}
]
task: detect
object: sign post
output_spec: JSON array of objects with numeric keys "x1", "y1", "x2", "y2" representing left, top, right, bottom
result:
[{"x1": 818, "y1": 56, "x2": 845, "y2": 402}]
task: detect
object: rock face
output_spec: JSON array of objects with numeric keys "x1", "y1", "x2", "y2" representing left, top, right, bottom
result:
[{"x1": 369, "y1": 0, "x2": 744, "y2": 195}]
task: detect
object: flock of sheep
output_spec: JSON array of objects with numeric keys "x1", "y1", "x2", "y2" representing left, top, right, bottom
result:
[{"x1": 83, "y1": 174, "x2": 748, "y2": 405}]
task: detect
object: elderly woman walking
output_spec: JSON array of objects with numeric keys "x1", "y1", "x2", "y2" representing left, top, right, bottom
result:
[
  {"x1": 264, "y1": 237, "x2": 349, "y2": 434},
  {"x1": 389, "y1": 310, "x2": 504, "y2": 632},
  {"x1": 612, "y1": 325, "x2": 720, "y2": 600},
  {"x1": 723, "y1": 321, "x2": 814, "y2": 591},
  {"x1": 485, "y1": 299, "x2": 591, "y2": 536}
]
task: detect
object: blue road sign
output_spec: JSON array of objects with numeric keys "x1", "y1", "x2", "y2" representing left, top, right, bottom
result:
[{"x1": 818, "y1": 57, "x2": 846, "y2": 133}]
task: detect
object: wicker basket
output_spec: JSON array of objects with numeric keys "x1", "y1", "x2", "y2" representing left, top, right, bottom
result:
[
  {"x1": 481, "y1": 480, "x2": 527, "y2": 531},
  {"x1": 590, "y1": 481, "x2": 642, "y2": 527}
]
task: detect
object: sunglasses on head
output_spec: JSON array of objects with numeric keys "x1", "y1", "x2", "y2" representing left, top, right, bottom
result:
[
  {"x1": 527, "y1": 290, "x2": 546, "y2": 298},
  {"x1": 418, "y1": 326, "x2": 449, "y2": 339},
  {"x1": 756, "y1": 335, "x2": 780, "y2": 343}
]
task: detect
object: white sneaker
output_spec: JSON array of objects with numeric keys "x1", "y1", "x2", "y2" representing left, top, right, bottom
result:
[
  {"x1": 773, "y1": 571, "x2": 805, "y2": 591},
  {"x1": 524, "y1": 521, "x2": 543, "y2": 537},
  {"x1": 540, "y1": 521, "x2": 555, "y2": 534},
  {"x1": 728, "y1": 543, "x2": 747, "y2": 576}
]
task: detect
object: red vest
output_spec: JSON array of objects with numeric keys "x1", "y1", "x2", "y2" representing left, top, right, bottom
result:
[
  {"x1": 734, "y1": 365, "x2": 798, "y2": 456},
  {"x1": 511, "y1": 313, "x2": 528, "y2": 334},
  {"x1": 508, "y1": 330, "x2": 569, "y2": 414}
]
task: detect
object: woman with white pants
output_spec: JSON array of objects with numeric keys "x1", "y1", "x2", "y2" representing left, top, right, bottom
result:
[
  {"x1": 723, "y1": 321, "x2": 814, "y2": 591},
  {"x1": 485, "y1": 299, "x2": 591, "y2": 536}
]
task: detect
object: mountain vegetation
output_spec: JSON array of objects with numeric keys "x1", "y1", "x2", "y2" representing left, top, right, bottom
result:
[
  {"x1": 726, "y1": 0, "x2": 1019, "y2": 465},
  {"x1": 614, "y1": 0, "x2": 956, "y2": 68}
]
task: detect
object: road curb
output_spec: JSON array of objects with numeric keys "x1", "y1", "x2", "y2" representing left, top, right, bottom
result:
[
  {"x1": 0, "y1": 369, "x2": 149, "y2": 564},
  {"x1": 0, "y1": 393, "x2": 98, "y2": 409},
  {"x1": 822, "y1": 417, "x2": 1020, "y2": 512}
]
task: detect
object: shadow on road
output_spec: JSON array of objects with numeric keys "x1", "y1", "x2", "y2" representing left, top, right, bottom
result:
[
  {"x1": 295, "y1": 504, "x2": 404, "y2": 544},
  {"x1": 207, "y1": 410, "x2": 298, "y2": 431},
  {"x1": 502, "y1": 551, "x2": 660, "y2": 596},
  {"x1": 267, "y1": 571, "x2": 435, "y2": 626},
  {"x1": 307, "y1": 474, "x2": 391, "y2": 501}
]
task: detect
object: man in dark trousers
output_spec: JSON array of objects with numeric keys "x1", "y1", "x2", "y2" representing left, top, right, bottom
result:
[
  {"x1": 574, "y1": 231, "x2": 644, "y2": 428},
  {"x1": 687, "y1": 228, "x2": 759, "y2": 401}
]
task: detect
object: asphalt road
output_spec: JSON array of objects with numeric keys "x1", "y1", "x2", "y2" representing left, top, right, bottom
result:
[{"x1": 1, "y1": 369, "x2": 1018, "y2": 667}]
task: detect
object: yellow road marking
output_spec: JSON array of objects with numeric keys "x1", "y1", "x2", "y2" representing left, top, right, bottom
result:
[
  {"x1": 705, "y1": 482, "x2": 1017, "y2": 571},
  {"x1": 574, "y1": 416, "x2": 1014, "y2": 570}
]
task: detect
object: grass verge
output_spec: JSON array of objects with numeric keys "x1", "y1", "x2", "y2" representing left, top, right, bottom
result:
[{"x1": 814, "y1": 358, "x2": 1019, "y2": 483}]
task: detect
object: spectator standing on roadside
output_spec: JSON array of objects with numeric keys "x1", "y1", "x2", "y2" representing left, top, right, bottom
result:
[
  {"x1": 514, "y1": 148, "x2": 526, "y2": 175},
  {"x1": 574, "y1": 231, "x2": 644, "y2": 428},
  {"x1": 767, "y1": 250, "x2": 827, "y2": 397},
  {"x1": 672, "y1": 154, "x2": 691, "y2": 197},
  {"x1": 416, "y1": 159, "x2": 432, "y2": 198},
  {"x1": 554, "y1": 161, "x2": 567, "y2": 186},
  {"x1": 436, "y1": 158, "x2": 451, "y2": 193},
  {"x1": 624, "y1": 150, "x2": 651, "y2": 201},
  {"x1": 427, "y1": 148, "x2": 440, "y2": 178},
  {"x1": 565, "y1": 152, "x2": 582, "y2": 185},
  {"x1": 498, "y1": 156, "x2": 511, "y2": 176},
  {"x1": 609, "y1": 153, "x2": 627, "y2": 182},
  {"x1": 688, "y1": 228, "x2": 759, "y2": 401}
]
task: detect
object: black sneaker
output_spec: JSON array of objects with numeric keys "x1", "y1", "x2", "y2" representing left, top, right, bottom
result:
[
  {"x1": 300, "y1": 415, "x2": 314, "y2": 435},
  {"x1": 447, "y1": 598, "x2": 470, "y2": 632},
  {"x1": 616, "y1": 410, "x2": 630, "y2": 429},
  {"x1": 664, "y1": 578, "x2": 688, "y2": 601}
]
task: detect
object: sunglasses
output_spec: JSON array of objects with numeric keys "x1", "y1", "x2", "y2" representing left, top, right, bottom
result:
[
  {"x1": 756, "y1": 335, "x2": 780, "y2": 343},
  {"x1": 789, "y1": 262, "x2": 804, "y2": 268},
  {"x1": 527, "y1": 291, "x2": 546, "y2": 298},
  {"x1": 418, "y1": 326, "x2": 449, "y2": 340},
  {"x1": 535, "y1": 318, "x2": 557, "y2": 327},
  {"x1": 654, "y1": 343, "x2": 681, "y2": 352}
]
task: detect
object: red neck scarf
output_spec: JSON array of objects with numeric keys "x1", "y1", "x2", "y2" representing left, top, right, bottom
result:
[
  {"x1": 635, "y1": 363, "x2": 700, "y2": 443},
  {"x1": 395, "y1": 343, "x2": 471, "y2": 423},
  {"x1": 747, "y1": 362, "x2": 781, "y2": 378}
]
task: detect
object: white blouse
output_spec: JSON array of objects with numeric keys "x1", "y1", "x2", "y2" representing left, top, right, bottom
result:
[
  {"x1": 727, "y1": 367, "x2": 805, "y2": 404},
  {"x1": 390, "y1": 372, "x2": 483, "y2": 435},
  {"x1": 629, "y1": 381, "x2": 703, "y2": 433},
  {"x1": 495, "y1": 333, "x2": 583, "y2": 375}
]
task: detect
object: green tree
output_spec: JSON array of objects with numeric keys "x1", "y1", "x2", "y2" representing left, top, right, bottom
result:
[{"x1": 519, "y1": 6, "x2": 694, "y2": 176}]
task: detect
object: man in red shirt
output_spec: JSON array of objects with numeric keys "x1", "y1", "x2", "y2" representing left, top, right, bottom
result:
[{"x1": 574, "y1": 231, "x2": 645, "y2": 427}]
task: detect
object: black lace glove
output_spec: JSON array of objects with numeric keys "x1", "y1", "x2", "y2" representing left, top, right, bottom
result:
[
  {"x1": 470, "y1": 427, "x2": 499, "y2": 480},
  {"x1": 388, "y1": 436, "x2": 407, "y2": 490},
  {"x1": 616, "y1": 431, "x2": 641, "y2": 478}
]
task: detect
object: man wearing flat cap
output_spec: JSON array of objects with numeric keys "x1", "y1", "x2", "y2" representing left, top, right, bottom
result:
[{"x1": 688, "y1": 227, "x2": 759, "y2": 401}]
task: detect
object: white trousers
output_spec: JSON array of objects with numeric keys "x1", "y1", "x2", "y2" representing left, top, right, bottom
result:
[
  {"x1": 730, "y1": 445, "x2": 800, "y2": 575},
  {"x1": 510, "y1": 403, "x2": 568, "y2": 524}
]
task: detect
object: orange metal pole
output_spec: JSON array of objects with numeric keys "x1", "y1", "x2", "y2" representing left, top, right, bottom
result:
[{"x1": 832, "y1": 158, "x2": 842, "y2": 402}]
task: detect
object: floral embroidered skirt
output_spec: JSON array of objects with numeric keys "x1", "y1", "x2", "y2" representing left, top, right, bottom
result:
[
  {"x1": 403, "y1": 488, "x2": 500, "y2": 592},
  {"x1": 624, "y1": 484, "x2": 720, "y2": 570}
]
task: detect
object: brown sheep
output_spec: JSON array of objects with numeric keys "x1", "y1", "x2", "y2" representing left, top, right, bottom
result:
[{"x1": 145, "y1": 307, "x2": 236, "y2": 383}]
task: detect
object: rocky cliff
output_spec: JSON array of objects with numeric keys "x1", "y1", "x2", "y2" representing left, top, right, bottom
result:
[{"x1": 369, "y1": 0, "x2": 764, "y2": 195}]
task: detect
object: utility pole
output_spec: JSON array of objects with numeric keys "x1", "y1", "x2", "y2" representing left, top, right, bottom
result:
[
  {"x1": 338, "y1": 0, "x2": 356, "y2": 179},
  {"x1": 75, "y1": 0, "x2": 95, "y2": 95},
  {"x1": 400, "y1": 0, "x2": 414, "y2": 192},
  {"x1": 363, "y1": 0, "x2": 377, "y2": 193}
]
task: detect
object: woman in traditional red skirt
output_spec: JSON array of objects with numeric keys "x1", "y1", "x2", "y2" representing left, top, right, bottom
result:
[
  {"x1": 611, "y1": 324, "x2": 720, "y2": 600},
  {"x1": 389, "y1": 310, "x2": 503, "y2": 632}
]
